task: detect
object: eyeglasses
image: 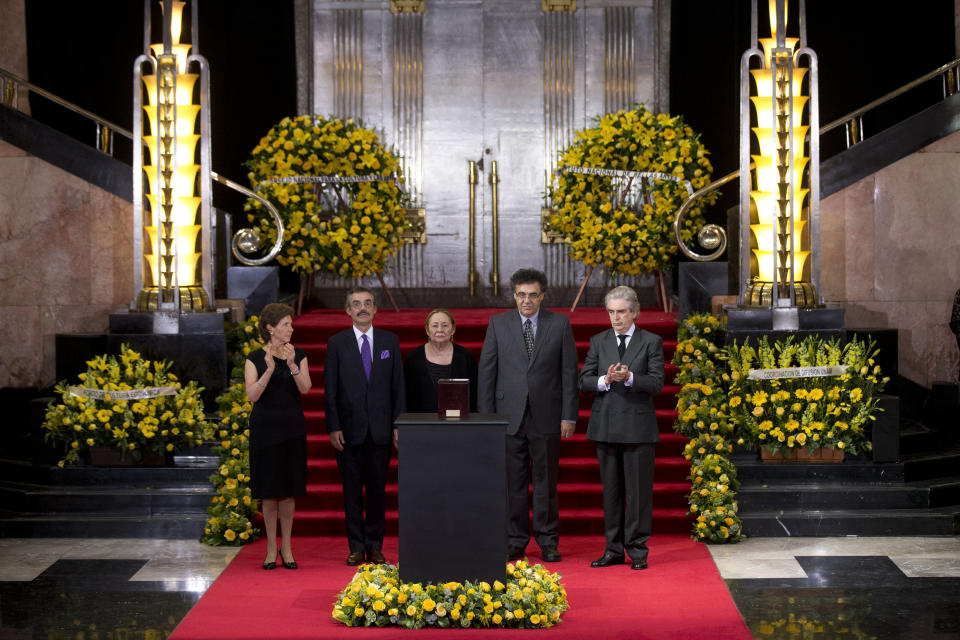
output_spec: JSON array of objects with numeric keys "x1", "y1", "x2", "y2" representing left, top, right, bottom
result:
[
  {"x1": 349, "y1": 299, "x2": 375, "y2": 309},
  {"x1": 514, "y1": 292, "x2": 542, "y2": 301}
]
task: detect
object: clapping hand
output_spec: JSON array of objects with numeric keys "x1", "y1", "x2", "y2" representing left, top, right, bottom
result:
[
  {"x1": 605, "y1": 362, "x2": 630, "y2": 383},
  {"x1": 276, "y1": 342, "x2": 296, "y2": 365}
]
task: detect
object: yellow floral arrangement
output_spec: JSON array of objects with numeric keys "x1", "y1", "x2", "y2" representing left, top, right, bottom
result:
[
  {"x1": 42, "y1": 345, "x2": 207, "y2": 467},
  {"x1": 724, "y1": 336, "x2": 887, "y2": 457},
  {"x1": 673, "y1": 313, "x2": 742, "y2": 544},
  {"x1": 547, "y1": 104, "x2": 719, "y2": 275},
  {"x1": 332, "y1": 560, "x2": 569, "y2": 629},
  {"x1": 244, "y1": 115, "x2": 409, "y2": 277},
  {"x1": 201, "y1": 315, "x2": 262, "y2": 546}
]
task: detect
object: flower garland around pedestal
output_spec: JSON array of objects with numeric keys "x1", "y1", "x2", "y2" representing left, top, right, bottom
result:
[
  {"x1": 42, "y1": 345, "x2": 208, "y2": 467},
  {"x1": 332, "y1": 560, "x2": 569, "y2": 629},
  {"x1": 672, "y1": 313, "x2": 743, "y2": 543},
  {"x1": 200, "y1": 315, "x2": 262, "y2": 546},
  {"x1": 244, "y1": 115, "x2": 409, "y2": 278},
  {"x1": 546, "y1": 104, "x2": 719, "y2": 275}
]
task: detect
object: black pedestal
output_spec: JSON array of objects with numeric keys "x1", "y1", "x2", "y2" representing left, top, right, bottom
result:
[
  {"x1": 396, "y1": 413, "x2": 508, "y2": 585},
  {"x1": 678, "y1": 262, "x2": 730, "y2": 319},
  {"x1": 724, "y1": 304, "x2": 845, "y2": 346},
  {"x1": 108, "y1": 311, "x2": 228, "y2": 408},
  {"x1": 872, "y1": 395, "x2": 900, "y2": 463}
]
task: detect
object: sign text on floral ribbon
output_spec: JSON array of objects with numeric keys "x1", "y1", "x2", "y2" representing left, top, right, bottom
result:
[
  {"x1": 747, "y1": 365, "x2": 849, "y2": 381},
  {"x1": 67, "y1": 386, "x2": 178, "y2": 400}
]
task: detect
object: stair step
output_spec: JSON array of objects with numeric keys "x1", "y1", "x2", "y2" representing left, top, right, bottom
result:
[
  {"x1": 737, "y1": 483, "x2": 932, "y2": 510},
  {"x1": 0, "y1": 513, "x2": 209, "y2": 538},
  {"x1": 740, "y1": 507, "x2": 960, "y2": 536}
]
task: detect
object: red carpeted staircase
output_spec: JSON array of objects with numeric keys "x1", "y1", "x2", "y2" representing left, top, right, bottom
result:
[{"x1": 290, "y1": 306, "x2": 690, "y2": 537}]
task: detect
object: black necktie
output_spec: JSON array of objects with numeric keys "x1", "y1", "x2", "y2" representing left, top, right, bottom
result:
[{"x1": 617, "y1": 334, "x2": 627, "y2": 361}]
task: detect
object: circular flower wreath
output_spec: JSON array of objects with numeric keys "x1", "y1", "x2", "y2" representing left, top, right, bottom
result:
[
  {"x1": 547, "y1": 104, "x2": 719, "y2": 274},
  {"x1": 244, "y1": 115, "x2": 409, "y2": 278}
]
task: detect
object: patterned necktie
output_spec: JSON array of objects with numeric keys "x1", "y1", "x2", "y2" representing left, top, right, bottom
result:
[
  {"x1": 361, "y1": 334, "x2": 372, "y2": 381},
  {"x1": 617, "y1": 334, "x2": 627, "y2": 361},
  {"x1": 523, "y1": 318, "x2": 534, "y2": 359}
]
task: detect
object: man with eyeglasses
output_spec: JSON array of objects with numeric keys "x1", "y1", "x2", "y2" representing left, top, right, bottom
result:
[
  {"x1": 325, "y1": 286, "x2": 405, "y2": 566},
  {"x1": 478, "y1": 268, "x2": 579, "y2": 563}
]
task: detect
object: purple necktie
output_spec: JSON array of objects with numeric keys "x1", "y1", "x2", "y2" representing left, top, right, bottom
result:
[{"x1": 360, "y1": 334, "x2": 372, "y2": 381}]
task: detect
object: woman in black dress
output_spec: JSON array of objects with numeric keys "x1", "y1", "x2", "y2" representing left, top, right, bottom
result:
[
  {"x1": 404, "y1": 308, "x2": 478, "y2": 413},
  {"x1": 244, "y1": 303, "x2": 312, "y2": 570}
]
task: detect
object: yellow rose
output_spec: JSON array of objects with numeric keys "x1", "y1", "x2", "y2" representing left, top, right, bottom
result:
[{"x1": 223, "y1": 529, "x2": 236, "y2": 541}]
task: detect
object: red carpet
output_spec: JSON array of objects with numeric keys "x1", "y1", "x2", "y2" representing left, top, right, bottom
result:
[
  {"x1": 289, "y1": 307, "x2": 691, "y2": 537},
  {"x1": 171, "y1": 535, "x2": 751, "y2": 639}
]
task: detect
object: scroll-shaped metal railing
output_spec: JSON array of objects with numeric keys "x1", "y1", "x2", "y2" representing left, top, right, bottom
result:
[
  {"x1": 0, "y1": 65, "x2": 285, "y2": 266},
  {"x1": 673, "y1": 56, "x2": 960, "y2": 261}
]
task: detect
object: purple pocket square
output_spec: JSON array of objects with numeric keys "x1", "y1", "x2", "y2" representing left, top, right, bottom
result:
[{"x1": 379, "y1": 350, "x2": 391, "y2": 360}]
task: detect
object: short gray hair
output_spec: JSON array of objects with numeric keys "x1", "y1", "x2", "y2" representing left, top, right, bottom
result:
[{"x1": 604, "y1": 286, "x2": 639, "y2": 312}]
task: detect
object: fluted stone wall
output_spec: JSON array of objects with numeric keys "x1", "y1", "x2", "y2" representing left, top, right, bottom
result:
[{"x1": 820, "y1": 129, "x2": 960, "y2": 387}]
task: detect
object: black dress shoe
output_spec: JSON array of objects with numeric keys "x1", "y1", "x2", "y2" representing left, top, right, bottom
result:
[
  {"x1": 262, "y1": 556, "x2": 277, "y2": 570},
  {"x1": 281, "y1": 556, "x2": 298, "y2": 570},
  {"x1": 591, "y1": 552, "x2": 624, "y2": 567},
  {"x1": 366, "y1": 549, "x2": 386, "y2": 564},
  {"x1": 346, "y1": 551, "x2": 365, "y2": 566},
  {"x1": 507, "y1": 547, "x2": 525, "y2": 562},
  {"x1": 631, "y1": 558, "x2": 648, "y2": 570},
  {"x1": 541, "y1": 547, "x2": 562, "y2": 562}
]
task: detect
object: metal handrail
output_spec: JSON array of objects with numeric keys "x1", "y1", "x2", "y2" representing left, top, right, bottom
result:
[
  {"x1": 674, "y1": 56, "x2": 960, "y2": 260},
  {"x1": 0, "y1": 65, "x2": 284, "y2": 265}
]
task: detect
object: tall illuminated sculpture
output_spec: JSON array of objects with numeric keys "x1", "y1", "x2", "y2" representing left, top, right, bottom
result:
[
  {"x1": 132, "y1": 0, "x2": 213, "y2": 313},
  {"x1": 740, "y1": 0, "x2": 820, "y2": 310}
]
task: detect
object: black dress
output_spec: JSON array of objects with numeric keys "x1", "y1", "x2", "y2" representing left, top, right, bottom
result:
[
  {"x1": 403, "y1": 343, "x2": 479, "y2": 413},
  {"x1": 247, "y1": 347, "x2": 308, "y2": 499}
]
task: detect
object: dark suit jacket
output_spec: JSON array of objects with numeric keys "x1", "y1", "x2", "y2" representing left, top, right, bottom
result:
[
  {"x1": 477, "y1": 308, "x2": 579, "y2": 435},
  {"x1": 324, "y1": 327, "x2": 405, "y2": 447},
  {"x1": 578, "y1": 327, "x2": 665, "y2": 443},
  {"x1": 403, "y1": 343, "x2": 478, "y2": 413}
]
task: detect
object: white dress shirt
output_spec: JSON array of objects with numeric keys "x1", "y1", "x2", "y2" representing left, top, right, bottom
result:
[{"x1": 597, "y1": 325, "x2": 636, "y2": 392}]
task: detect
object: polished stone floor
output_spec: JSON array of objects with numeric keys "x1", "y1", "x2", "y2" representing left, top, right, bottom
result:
[{"x1": 0, "y1": 536, "x2": 957, "y2": 638}]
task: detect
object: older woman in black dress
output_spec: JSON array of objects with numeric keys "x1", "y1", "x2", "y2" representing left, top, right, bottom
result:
[
  {"x1": 404, "y1": 308, "x2": 478, "y2": 413},
  {"x1": 244, "y1": 303, "x2": 312, "y2": 570}
]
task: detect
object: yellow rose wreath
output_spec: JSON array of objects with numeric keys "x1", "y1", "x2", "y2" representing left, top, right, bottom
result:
[
  {"x1": 547, "y1": 105, "x2": 719, "y2": 299},
  {"x1": 244, "y1": 115, "x2": 409, "y2": 279}
]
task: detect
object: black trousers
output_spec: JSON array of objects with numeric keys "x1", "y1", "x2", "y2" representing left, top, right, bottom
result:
[
  {"x1": 336, "y1": 433, "x2": 392, "y2": 553},
  {"x1": 505, "y1": 420, "x2": 560, "y2": 551},
  {"x1": 595, "y1": 441, "x2": 655, "y2": 561}
]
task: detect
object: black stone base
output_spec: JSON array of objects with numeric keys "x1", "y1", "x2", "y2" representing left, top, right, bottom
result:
[
  {"x1": 724, "y1": 304, "x2": 845, "y2": 346},
  {"x1": 108, "y1": 311, "x2": 227, "y2": 407},
  {"x1": 678, "y1": 261, "x2": 730, "y2": 319}
]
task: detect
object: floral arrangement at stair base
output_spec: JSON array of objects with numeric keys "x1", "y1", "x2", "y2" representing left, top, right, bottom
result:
[
  {"x1": 672, "y1": 313, "x2": 742, "y2": 543},
  {"x1": 42, "y1": 345, "x2": 207, "y2": 467},
  {"x1": 243, "y1": 115, "x2": 409, "y2": 279},
  {"x1": 332, "y1": 560, "x2": 569, "y2": 629},
  {"x1": 199, "y1": 381, "x2": 259, "y2": 546},
  {"x1": 724, "y1": 336, "x2": 887, "y2": 459}
]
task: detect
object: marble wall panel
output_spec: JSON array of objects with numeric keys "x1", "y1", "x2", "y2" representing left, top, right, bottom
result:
[
  {"x1": 0, "y1": 304, "x2": 42, "y2": 388},
  {"x1": 873, "y1": 151, "x2": 960, "y2": 303},
  {"x1": 0, "y1": 139, "x2": 26, "y2": 158},
  {"x1": 819, "y1": 127, "x2": 960, "y2": 387},
  {"x1": 0, "y1": 152, "x2": 131, "y2": 387}
]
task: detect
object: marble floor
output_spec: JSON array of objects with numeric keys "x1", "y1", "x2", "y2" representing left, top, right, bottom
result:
[{"x1": 0, "y1": 536, "x2": 958, "y2": 639}]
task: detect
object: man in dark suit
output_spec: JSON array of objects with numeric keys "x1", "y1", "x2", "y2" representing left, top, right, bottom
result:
[
  {"x1": 579, "y1": 285, "x2": 664, "y2": 570},
  {"x1": 325, "y1": 286, "x2": 405, "y2": 566},
  {"x1": 478, "y1": 268, "x2": 579, "y2": 563}
]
